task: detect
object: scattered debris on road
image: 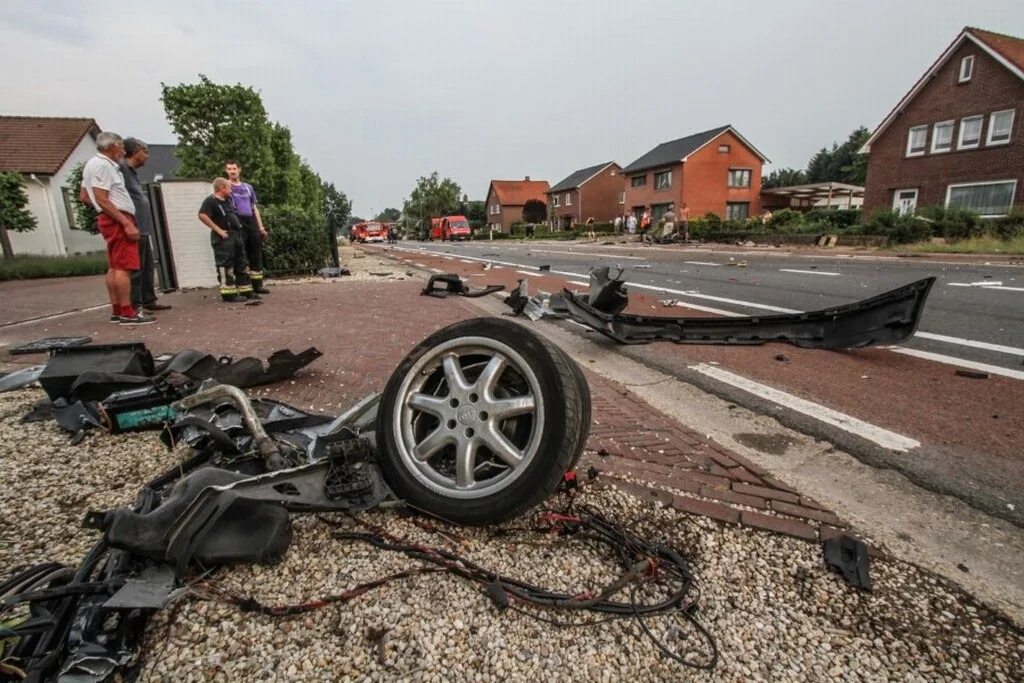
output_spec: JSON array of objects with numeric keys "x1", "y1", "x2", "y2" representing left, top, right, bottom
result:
[
  {"x1": 7, "y1": 337, "x2": 93, "y2": 355},
  {"x1": 955, "y1": 369, "x2": 990, "y2": 380},
  {"x1": 421, "y1": 273, "x2": 504, "y2": 298},
  {"x1": 823, "y1": 535, "x2": 872, "y2": 591}
]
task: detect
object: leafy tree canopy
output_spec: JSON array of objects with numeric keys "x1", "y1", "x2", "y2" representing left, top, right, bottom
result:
[
  {"x1": 0, "y1": 171, "x2": 38, "y2": 260},
  {"x1": 522, "y1": 198, "x2": 547, "y2": 223},
  {"x1": 374, "y1": 207, "x2": 401, "y2": 222},
  {"x1": 402, "y1": 172, "x2": 462, "y2": 229}
]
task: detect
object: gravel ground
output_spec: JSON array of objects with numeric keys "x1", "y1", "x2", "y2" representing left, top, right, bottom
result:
[
  {"x1": 1, "y1": 386, "x2": 1022, "y2": 682},
  {"x1": 267, "y1": 244, "x2": 418, "y2": 286}
]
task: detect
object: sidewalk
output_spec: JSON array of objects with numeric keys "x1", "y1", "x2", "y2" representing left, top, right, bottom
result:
[{"x1": 0, "y1": 271, "x2": 845, "y2": 543}]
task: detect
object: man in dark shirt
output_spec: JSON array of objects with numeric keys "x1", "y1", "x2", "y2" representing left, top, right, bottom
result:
[
  {"x1": 198, "y1": 178, "x2": 255, "y2": 302},
  {"x1": 121, "y1": 138, "x2": 171, "y2": 313}
]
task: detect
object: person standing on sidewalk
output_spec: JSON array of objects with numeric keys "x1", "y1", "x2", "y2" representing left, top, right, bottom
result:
[
  {"x1": 121, "y1": 138, "x2": 171, "y2": 314},
  {"x1": 585, "y1": 216, "x2": 596, "y2": 240},
  {"x1": 79, "y1": 132, "x2": 155, "y2": 325},
  {"x1": 679, "y1": 202, "x2": 691, "y2": 242},
  {"x1": 225, "y1": 161, "x2": 269, "y2": 294},
  {"x1": 661, "y1": 205, "x2": 676, "y2": 242},
  {"x1": 626, "y1": 211, "x2": 637, "y2": 238},
  {"x1": 199, "y1": 178, "x2": 255, "y2": 303}
]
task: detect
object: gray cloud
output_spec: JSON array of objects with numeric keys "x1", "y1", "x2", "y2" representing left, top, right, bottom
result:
[{"x1": 2, "y1": 0, "x2": 1022, "y2": 215}]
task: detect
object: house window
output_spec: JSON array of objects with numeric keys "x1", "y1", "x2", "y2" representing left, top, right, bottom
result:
[
  {"x1": 552, "y1": 195, "x2": 560, "y2": 207},
  {"x1": 61, "y1": 186, "x2": 78, "y2": 228},
  {"x1": 725, "y1": 202, "x2": 749, "y2": 220},
  {"x1": 565, "y1": 193, "x2": 572, "y2": 206},
  {"x1": 906, "y1": 125, "x2": 928, "y2": 156},
  {"x1": 654, "y1": 170, "x2": 671, "y2": 190},
  {"x1": 987, "y1": 109, "x2": 1015, "y2": 146},
  {"x1": 959, "y1": 55, "x2": 974, "y2": 83},
  {"x1": 727, "y1": 169, "x2": 751, "y2": 188},
  {"x1": 490, "y1": 203, "x2": 500, "y2": 215},
  {"x1": 957, "y1": 115, "x2": 983, "y2": 149},
  {"x1": 893, "y1": 188, "x2": 918, "y2": 216},
  {"x1": 618, "y1": 192, "x2": 625, "y2": 205},
  {"x1": 931, "y1": 121, "x2": 954, "y2": 153},
  {"x1": 718, "y1": 144, "x2": 730, "y2": 153},
  {"x1": 630, "y1": 175, "x2": 646, "y2": 188},
  {"x1": 945, "y1": 180, "x2": 1017, "y2": 217}
]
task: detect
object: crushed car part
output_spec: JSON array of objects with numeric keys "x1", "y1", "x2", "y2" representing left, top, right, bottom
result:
[
  {"x1": 562, "y1": 267, "x2": 935, "y2": 348},
  {"x1": 7, "y1": 336, "x2": 93, "y2": 355},
  {"x1": 54, "y1": 400, "x2": 104, "y2": 434},
  {"x1": 823, "y1": 534, "x2": 872, "y2": 590},
  {"x1": 0, "y1": 365, "x2": 45, "y2": 393},
  {"x1": 38, "y1": 343, "x2": 154, "y2": 402},
  {"x1": 503, "y1": 279, "x2": 530, "y2": 315},
  {"x1": 317, "y1": 266, "x2": 351, "y2": 277},
  {"x1": 155, "y1": 346, "x2": 322, "y2": 388},
  {"x1": 376, "y1": 317, "x2": 590, "y2": 524},
  {"x1": 99, "y1": 383, "x2": 187, "y2": 433},
  {"x1": 422, "y1": 273, "x2": 505, "y2": 298}
]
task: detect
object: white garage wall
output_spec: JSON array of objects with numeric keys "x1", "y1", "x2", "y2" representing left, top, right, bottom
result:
[
  {"x1": 159, "y1": 180, "x2": 218, "y2": 289},
  {"x1": 8, "y1": 179, "x2": 62, "y2": 255}
]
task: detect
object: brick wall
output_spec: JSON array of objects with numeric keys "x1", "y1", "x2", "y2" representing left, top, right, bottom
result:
[
  {"x1": 579, "y1": 164, "x2": 626, "y2": 222},
  {"x1": 864, "y1": 40, "x2": 1024, "y2": 213}
]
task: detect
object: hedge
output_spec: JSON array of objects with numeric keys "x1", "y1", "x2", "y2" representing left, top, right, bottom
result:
[
  {"x1": 0, "y1": 253, "x2": 107, "y2": 281},
  {"x1": 261, "y1": 204, "x2": 332, "y2": 274}
]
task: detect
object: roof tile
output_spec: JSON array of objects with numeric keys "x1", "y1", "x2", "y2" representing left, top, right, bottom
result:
[
  {"x1": 0, "y1": 116, "x2": 100, "y2": 175},
  {"x1": 489, "y1": 179, "x2": 550, "y2": 206}
]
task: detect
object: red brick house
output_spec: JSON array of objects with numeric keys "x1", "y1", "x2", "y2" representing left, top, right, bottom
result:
[
  {"x1": 546, "y1": 161, "x2": 624, "y2": 228},
  {"x1": 484, "y1": 177, "x2": 550, "y2": 233},
  {"x1": 860, "y1": 27, "x2": 1024, "y2": 217},
  {"x1": 622, "y1": 125, "x2": 769, "y2": 224}
]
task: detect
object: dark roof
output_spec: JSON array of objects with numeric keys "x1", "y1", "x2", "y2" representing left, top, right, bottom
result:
[
  {"x1": 137, "y1": 144, "x2": 181, "y2": 184},
  {"x1": 622, "y1": 125, "x2": 731, "y2": 174},
  {"x1": 548, "y1": 161, "x2": 617, "y2": 193},
  {"x1": 488, "y1": 179, "x2": 550, "y2": 206},
  {"x1": 0, "y1": 116, "x2": 100, "y2": 174}
]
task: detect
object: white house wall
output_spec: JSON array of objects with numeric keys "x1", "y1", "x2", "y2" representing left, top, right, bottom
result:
[
  {"x1": 159, "y1": 181, "x2": 218, "y2": 289},
  {"x1": 8, "y1": 179, "x2": 62, "y2": 255},
  {"x1": 53, "y1": 135, "x2": 105, "y2": 255}
]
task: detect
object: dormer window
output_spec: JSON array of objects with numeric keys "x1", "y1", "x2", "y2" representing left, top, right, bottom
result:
[{"x1": 959, "y1": 55, "x2": 974, "y2": 83}]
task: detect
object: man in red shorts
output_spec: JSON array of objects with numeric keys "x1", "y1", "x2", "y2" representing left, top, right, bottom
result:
[{"x1": 80, "y1": 132, "x2": 154, "y2": 325}]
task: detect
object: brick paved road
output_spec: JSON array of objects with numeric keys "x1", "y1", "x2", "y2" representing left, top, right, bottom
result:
[{"x1": 0, "y1": 274, "x2": 846, "y2": 542}]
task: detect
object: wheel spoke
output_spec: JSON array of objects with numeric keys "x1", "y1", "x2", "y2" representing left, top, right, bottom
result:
[
  {"x1": 488, "y1": 395, "x2": 535, "y2": 421},
  {"x1": 481, "y1": 426, "x2": 524, "y2": 468},
  {"x1": 476, "y1": 355, "x2": 507, "y2": 397},
  {"x1": 442, "y1": 355, "x2": 471, "y2": 393},
  {"x1": 412, "y1": 428, "x2": 453, "y2": 461},
  {"x1": 455, "y1": 439, "x2": 478, "y2": 488},
  {"x1": 407, "y1": 392, "x2": 448, "y2": 418}
]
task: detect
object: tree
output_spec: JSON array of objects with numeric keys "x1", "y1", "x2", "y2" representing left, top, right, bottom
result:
[
  {"x1": 401, "y1": 172, "x2": 462, "y2": 231},
  {"x1": 522, "y1": 198, "x2": 547, "y2": 224},
  {"x1": 0, "y1": 172, "x2": 37, "y2": 261},
  {"x1": 374, "y1": 207, "x2": 401, "y2": 222},
  {"x1": 66, "y1": 162, "x2": 98, "y2": 234},
  {"x1": 323, "y1": 181, "x2": 352, "y2": 238},
  {"x1": 762, "y1": 167, "x2": 807, "y2": 189},
  {"x1": 804, "y1": 127, "x2": 871, "y2": 185}
]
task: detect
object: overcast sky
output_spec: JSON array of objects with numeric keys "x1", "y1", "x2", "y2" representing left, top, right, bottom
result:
[{"x1": 2, "y1": 1, "x2": 1022, "y2": 216}]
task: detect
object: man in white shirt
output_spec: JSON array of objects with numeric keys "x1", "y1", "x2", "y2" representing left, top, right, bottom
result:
[{"x1": 79, "y1": 132, "x2": 153, "y2": 324}]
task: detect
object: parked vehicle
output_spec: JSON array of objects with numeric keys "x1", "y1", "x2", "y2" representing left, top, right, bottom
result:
[
  {"x1": 352, "y1": 222, "x2": 388, "y2": 243},
  {"x1": 427, "y1": 217, "x2": 444, "y2": 241},
  {"x1": 441, "y1": 215, "x2": 472, "y2": 241}
]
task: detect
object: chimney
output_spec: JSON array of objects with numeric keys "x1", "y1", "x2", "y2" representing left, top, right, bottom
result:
[{"x1": 524, "y1": 176, "x2": 530, "y2": 181}]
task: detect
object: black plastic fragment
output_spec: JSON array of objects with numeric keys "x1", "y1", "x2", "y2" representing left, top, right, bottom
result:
[
  {"x1": 8, "y1": 336, "x2": 92, "y2": 355},
  {"x1": 823, "y1": 535, "x2": 871, "y2": 590},
  {"x1": 486, "y1": 580, "x2": 510, "y2": 610},
  {"x1": 422, "y1": 273, "x2": 504, "y2": 298}
]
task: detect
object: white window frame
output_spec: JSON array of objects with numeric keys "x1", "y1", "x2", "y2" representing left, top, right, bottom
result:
[
  {"x1": 986, "y1": 109, "x2": 1015, "y2": 146},
  {"x1": 565, "y1": 192, "x2": 572, "y2": 206},
  {"x1": 944, "y1": 179, "x2": 1017, "y2": 218},
  {"x1": 727, "y1": 168, "x2": 752, "y2": 188},
  {"x1": 957, "y1": 115, "x2": 983, "y2": 150},
  {"x1": 958, "y1": 55, "x2": 974, "y2": 83},
  {"x1": 630, "y1": 175, "x2": 646, "y2": 188},
  {"x1": 552, "y1": 195, "x2": 560, "y2": 207},
  {"x1": 618, "y1": 192, "x2": 625, "y2": 205},
  {"x1": 892, "y1": 188, "x2": 918, "y2": 216},
  {"x1": 906, "y1": 125, "x2": 928, "y2": 157},
  {"x1": 718, "y1": 144, "x2": 730, "y2": 153},
  {"x1": 490, "y1": 203, "x2": 500, "y2": 215},
  {"x1": 654, "y1": 170, "x2": 672, "y2": 190},
  {"x1": 725, "y1": 202, "x2": 749, "y2": 221},
  {"x1": 930, "y1": 120, "x2": 954, "y2": 153}
]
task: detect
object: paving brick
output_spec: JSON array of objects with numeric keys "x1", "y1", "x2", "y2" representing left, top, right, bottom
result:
[
  {"x1": 740, "y1": 511, "x2": 817, "y2": 541},
  {"x1": 760, "y1": 474, "x2": 800, "y2": 494},
  {"x1": 771, "y1": 501, "x2": 843, "y2": 526},
  {"x1": 732, "y1": 482, "x2": 801, "y2": 504},
  {"x1": 799, "y1": 496, "x2": 830, "y2": 511},
  {"x1": 605, "y1": 477, "x2": 673, "y2": 506},
  {"x1": 699, "y1": 484, "x2": 768, "y2": 510},
  {"x1": 672, "y1": 495, "x2": 740, "y2": 524},
  {"x1": 727, "y1": 467, "x2": 765, "y2": 486},
  {"x1": 705, "y1": 449, "x2": 740, "y2": 469}
]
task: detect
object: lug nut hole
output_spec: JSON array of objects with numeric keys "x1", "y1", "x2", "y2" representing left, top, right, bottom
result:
[
  {"x1": 469, "y1": 393, "x2": 479, "y2": 403},
  {"x1": 450, "y1": 398, "x2": 460, "y2": 408},
  {"x1": 447, "y1": 419, "x2": 457, "y2": 429},
  {"x1": 479, "y1": 411, "x2": 489, "y2": 420},
  {"x1": 465, "y1": 428, "x2": 475, "y2": 437}
]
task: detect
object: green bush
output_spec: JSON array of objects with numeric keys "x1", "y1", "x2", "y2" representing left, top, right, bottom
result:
[
  {"x1": 0, "y1": 253, "x2": 107, "y2": 281},
  {"x1": 703, "y1": 212, "x2": 722, "y2": 226},
  {"x1": 992, "y1": 212, "x2": 1024, "y2": 239},
  {"x1": 261, "y1": 204, "x2": 331, "y2": 274},
  {"x1": 804, "y1": 208, "x2": 860, "y2": 229},
  {"x1": 916, "y1": 205, "x2": 986, "y2": 239},
  {"x1": 767, "y1": 208, "x2": 803, "y2": 228}
]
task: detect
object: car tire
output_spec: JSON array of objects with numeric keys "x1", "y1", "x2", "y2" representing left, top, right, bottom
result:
[{"x1": 376, "y1": 317, "x2": 591, "y2": 524}]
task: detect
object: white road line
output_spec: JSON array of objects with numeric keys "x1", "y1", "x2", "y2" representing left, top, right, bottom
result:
[
  {"x1": 684, "y1": 261, "x2": 721, "y2": 267},
  {"x1": 0, "y1": 303, "x2": 108, "y2": 329},
  {"x1": 428, "y1": 268, "x2": 445, "y2": 274},
  {"x1": 888, "y1": 347, "x2": 1024, "y2": 380},
  {"x1": 459, "y1": 259, "x2": 473, "y2": 264},
  {"x1": 780, "y1": 268, "x2": 840, "y2": 276},
  {"x1": 948, "y1": 282, "x2": 1024, "y2": 292},
  {"x1": 690, "y1": 363, "x2": 921, "y2": 452},
  {"x1": 914, "y1": 332, "x2": 1024, "y2": 357},
  {"x1": 516, "y1": 270, "x2": 536, "y2": 276},
  {"x1": 624, "y1": 282, "x2": 801, "y2": 313},
  {"x1": 443, "y1": 256, "x2": 454, "y2": 261},
  {"x1": 567, "y1": 281, "x2": 590, "y2": 287},
  {"x1": 414, "y1": 262, "x2": 427, "y2": 268},
  {"x1": 527, "y1": 248, "x2": 646, "y2": 261}
]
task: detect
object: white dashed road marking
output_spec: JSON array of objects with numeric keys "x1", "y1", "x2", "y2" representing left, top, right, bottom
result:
[
  {"x1": 887, "y1": 347, "x2": 1024, "y2": 380},
  {"x1": 779, "y1": 268, "x2": 840, "y2": 276}
]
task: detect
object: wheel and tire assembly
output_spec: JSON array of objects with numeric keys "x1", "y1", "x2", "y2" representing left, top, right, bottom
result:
[{"x1": 376, "y1": 318, "x2": 591, "y2": 524}]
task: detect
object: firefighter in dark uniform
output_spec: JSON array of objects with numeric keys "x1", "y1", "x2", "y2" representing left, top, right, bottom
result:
[
  {"x1": 198, "y1": 178, "x2": 255, "y2": 302},
  {"x1": 225, "y1": 160, "x2": 269, "y2": 294}
]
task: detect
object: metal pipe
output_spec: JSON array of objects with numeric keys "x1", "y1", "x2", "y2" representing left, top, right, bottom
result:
[{"x1": 173, "y1": 383, "x2": 285, "y2": 469}]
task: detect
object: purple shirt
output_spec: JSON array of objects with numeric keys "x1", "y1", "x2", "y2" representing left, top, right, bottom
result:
[{"x1": 229, "y1": 182, "x2": 258, "y2": 217}]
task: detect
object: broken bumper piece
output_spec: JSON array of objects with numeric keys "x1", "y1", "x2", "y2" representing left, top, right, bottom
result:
[
  {"x1": 422, "y1": 273, "x2": 504, "y2": 298},
  {"x1": 562, "y1": 268, "x2": 935, "y2": 349}
]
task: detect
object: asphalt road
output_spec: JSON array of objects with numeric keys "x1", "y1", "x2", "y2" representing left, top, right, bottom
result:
[{"x1": 398, "y1": 240, "x2": 1024, "y2": 374}]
